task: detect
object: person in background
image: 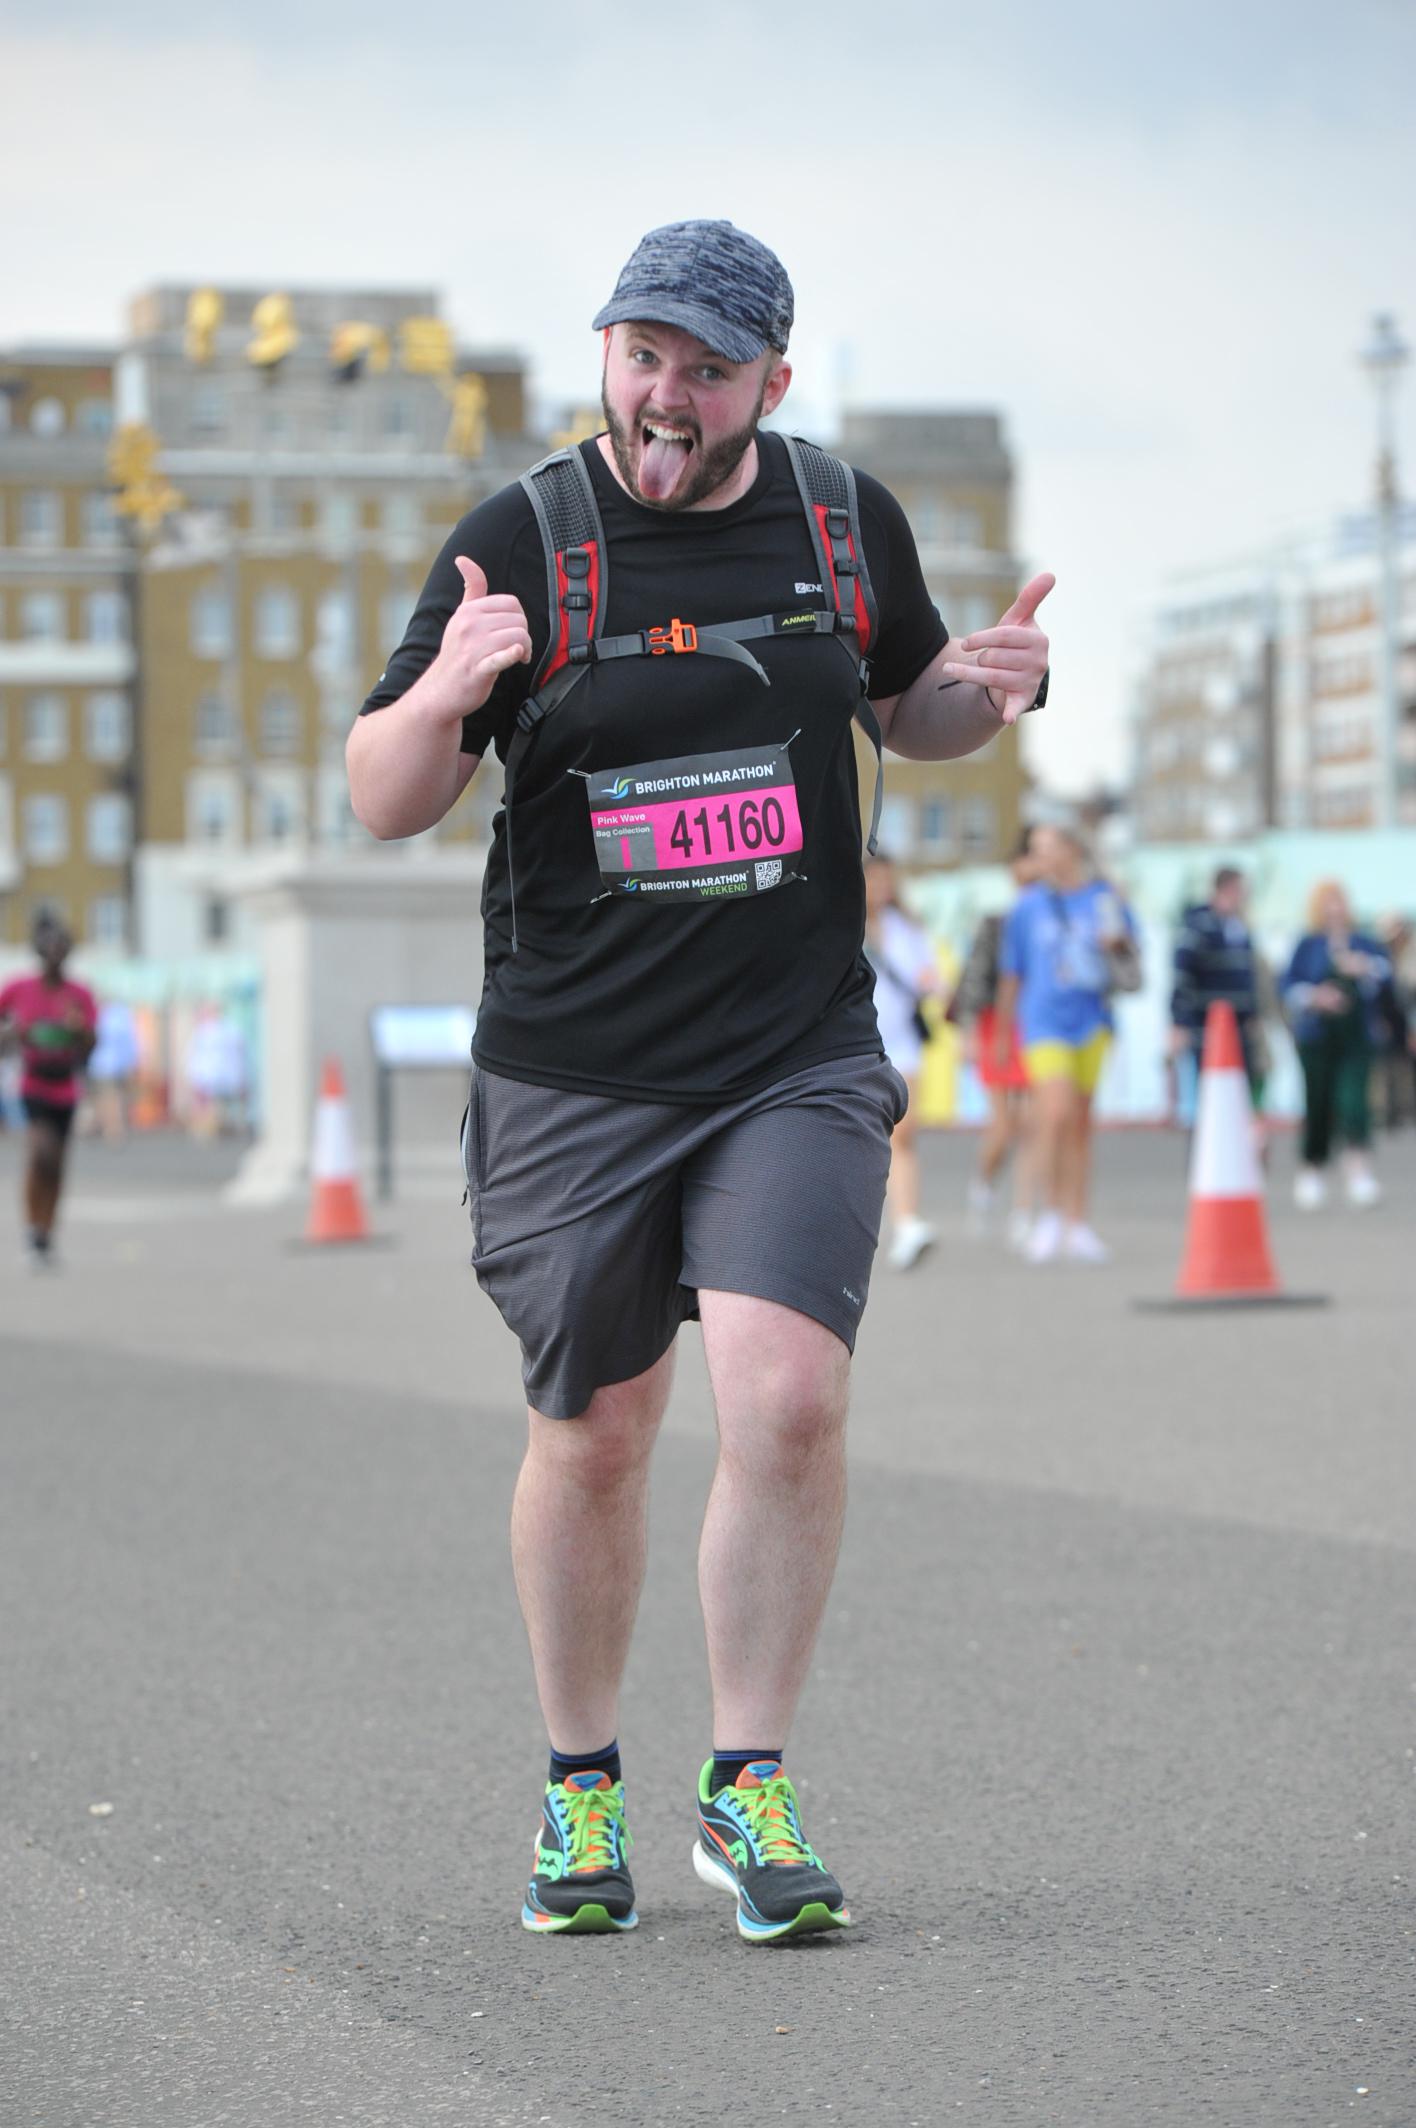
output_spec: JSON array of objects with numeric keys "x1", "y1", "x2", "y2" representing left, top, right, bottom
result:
[
  {"x1": 84, "y1": 997, "x2": 142, "y2": 1142},
  {"x1": 1371, "y1": 914, "x2": 1416, "y2": 1130},
  {"x1": 1169, "y1": 866, "x2": 1270, "y2": 1135},
  {"x1": 1282, "y1": 880, "x2": 1392, "y2": 1209},
  {"x1": 0, "y1": 914, "x2": 97, "y2": 1268},
  {"x1": 995, "y1": 824, "x2": 1139, "y2": 1265},
  {"x1": 865, "y1": 852, "x2": 943, "y2": 1270},
  {"x1": 951, "y1": 826, "x2": 1038, "y2": 1248}
]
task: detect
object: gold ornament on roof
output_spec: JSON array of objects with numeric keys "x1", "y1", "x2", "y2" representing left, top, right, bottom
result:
[
  {"x1": 399, "y1": 316, "x2": 455, "y2": 377},
  {"x1": 185, "y1": 288, "x2": 224, "y2": 364},
  {"x1": 107, "y1": 423, "x2": 183, "y2": 535},
  {"x1": 444, "y1": 371, "x2": 489, "y2": 460},
  {"x1": 330, "y1": 321, "x2": 391, "y2": 379},
  {"x1": 247, "y1": 293, "x2": 299, "y2": 369}
]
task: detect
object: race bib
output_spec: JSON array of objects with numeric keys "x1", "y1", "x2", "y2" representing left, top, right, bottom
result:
[{"x1": 579, "y1": 742, "x2": 804, "y2": 903}]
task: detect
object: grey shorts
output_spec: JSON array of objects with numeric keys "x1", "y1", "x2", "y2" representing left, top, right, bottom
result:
[{"x1": 461, "y1": 1054, "x2": 908, "y2": 1420}]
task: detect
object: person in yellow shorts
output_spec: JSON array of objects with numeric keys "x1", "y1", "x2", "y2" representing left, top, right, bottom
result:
[{"x1": 995, "y1": 826, "x2": 1137, "y2": 1263}]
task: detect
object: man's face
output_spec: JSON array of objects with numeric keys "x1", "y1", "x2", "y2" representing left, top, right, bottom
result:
[
  {"x1": 1213, "y1": 876, "x2": 1247, "y2": 919},
  {"x1": 601, "y1": 321, "x2": 790, "y2": 511}
]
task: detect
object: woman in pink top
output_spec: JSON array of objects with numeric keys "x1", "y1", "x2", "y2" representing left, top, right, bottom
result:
[{"x1": 0, "y1": 915, "x2": 97, "y2": 1267}]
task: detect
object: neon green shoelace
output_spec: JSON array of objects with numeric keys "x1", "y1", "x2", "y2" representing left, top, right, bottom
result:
[
  {"x1": 559, "y1": 1784, "x2": 628, "y2": 1873},
  {"x1": 739, "y1": 1775, "x2": 814, "y2": 1866}
]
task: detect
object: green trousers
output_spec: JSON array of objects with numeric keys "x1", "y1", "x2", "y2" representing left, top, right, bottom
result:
[{"x1": 1298, "y1": 1014, "x2": 1371, "y2": 1166}]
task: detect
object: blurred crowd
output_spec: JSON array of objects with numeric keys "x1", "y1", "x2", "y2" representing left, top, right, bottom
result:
[{"x1": 865, "y1": 831, "x2": 1415, "y2": 1267}]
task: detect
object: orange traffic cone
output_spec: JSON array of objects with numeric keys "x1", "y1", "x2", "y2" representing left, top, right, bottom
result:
[
  {"x1": 303, "y1": 1058, "x2": 372, "y2": 1244},
  {"x1": 1139, "y1": 1001, "x2": 1325, "y2": 1312}
]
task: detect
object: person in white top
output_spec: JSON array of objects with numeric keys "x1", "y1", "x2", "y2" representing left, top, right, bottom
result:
[{"x1": 865, "y1": 855, "x2": 942, "y2": 1269}]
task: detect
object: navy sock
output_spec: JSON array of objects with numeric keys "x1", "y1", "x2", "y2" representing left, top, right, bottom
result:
[
  {"x1": 548, "y1": 1740, "x2": 621, "y2": 1788},
  {"x1": 711, "y1": 1749, "x2": 783, "y2": 1794}
]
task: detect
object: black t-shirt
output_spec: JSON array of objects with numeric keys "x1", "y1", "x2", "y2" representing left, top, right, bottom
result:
[{"x1": 359, "y1": 432, "x2": 947, "y2": 1102}]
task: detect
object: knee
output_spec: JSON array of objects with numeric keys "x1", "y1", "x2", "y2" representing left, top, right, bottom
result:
[
  {"x1": 720, "y1": 1359, "x2": 848, "y2": 1481},
  {"x1": 528, "y1": 1390, "x2": 662, "y2": 1494}
]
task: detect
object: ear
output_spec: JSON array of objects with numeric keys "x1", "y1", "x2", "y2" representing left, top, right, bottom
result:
[{"x1": 761, "y1": 357, "x2": 792, "y2": 418}]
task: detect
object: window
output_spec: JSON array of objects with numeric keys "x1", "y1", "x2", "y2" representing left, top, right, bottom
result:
[
  {"x1": 190, "y1": 383, "x2": 227, "y2": 434},
  {"x1": 77, "y1": 399, "x2": 113, "y2": 439},
  {"x1": 256, "y1": 768, "x2": 304, "y2": 842},
  {"x1": 83, "y1": 491, "x2": 121, "y2": 546},
  {"x1": 269, "y1": 490, "x2": 299, "y2": 534},
  {"x1": 203, "y1": 895, "x2": 230, "y2": 943},
  {"x1": 194, "y1": 694, "x2": 236, "y2": 757},
  {"x1": 383, "y1": 395, "x2": 414, "y2": 439},
  {"x1": 20, "y1": 490, "x2": 62, "y2": 547},
  {"x1": 87, "y1": 895, "x2": 128, "y2": 947},
  {"x1": 380, "y1": 589, "x2": 413, "y2": 649},
  {"x1": 87, "y1": 793, "x2": 131, "y2": 863},
  {"x1": 315, "y1": 589, "x2": 353, "y2": 666},
  {"x1": 186, "y1": 771, "x2": 241, "y2": 846},
  {"x1": 961, "y1": 795, "x2": 997, "y2": 856},
  {"x1": 85, "y1": 590, "x2": 128, "y2": 644},
  {"x1": 22, "y1": 592, "x2": 65, "y2": 642},
  {"x1": 262, "y1": 405, "x2": 293, "y2": 445},
  {"x1": 259, "y1": 690, "x2": 301, "y2": 755},
  {"x1": 918, "y1": 797, "x2": 955, "y2": 854},
  {"x1": 383, "y1": 492, "x2": 421, "y2": 540},
  {"x1": 255, "y1": 584, "x2": 300, "y2": 658},
  {"x1": 86, "y1": 692, "x2": 130, "y2": 760},
  {"x1": 0, "y1": 393, "x2": 11, "y2": 434},
  {"x1": 24, "y1": 793, "x2": 69, "y2": 863},
  {"x1": 190, "y1": 585, "x2": 232, "y2": 658},
  {"x1": 320, "y1": 492, "x2": 359, "y2": 547},
  {"x1": 30, "y1": 396, "x2": 66, "y2": 438},
  {"x1": 24, "y1": 694, "x2": 67, "y2": 761}
]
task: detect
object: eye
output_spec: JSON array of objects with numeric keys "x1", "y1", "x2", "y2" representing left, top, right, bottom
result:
[
  {"x1": 697, "y1": 366, "x2": 726, "y2": 383},
  {"x1": 630, "y1": 347, "x2": 657, "y2": 366}
]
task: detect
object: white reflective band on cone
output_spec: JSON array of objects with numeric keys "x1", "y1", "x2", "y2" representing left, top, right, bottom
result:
[
  {"x1": 310, "y1": 1094, "x2": 357, "y2": 1182},
  {"x1": 1189, "y1": 1066, "x2": 1262, "y2": 1201}
]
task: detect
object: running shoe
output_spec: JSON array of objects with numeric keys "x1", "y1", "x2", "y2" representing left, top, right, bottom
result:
[
  {"x1": 693, "y1": 1759, "x2": 850, "y2": 1943},
  {"x1": 887, "y1": 1216, "x2": 937, "y2": 1270},
  {"x1": 521, "y1": 1771, "x2": 637, "y2": 1934},
  {"x1": 1063, "y1": 1222, "x2": 1111, "y2": 1265}
]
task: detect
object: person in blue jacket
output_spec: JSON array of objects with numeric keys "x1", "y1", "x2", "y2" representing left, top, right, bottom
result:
[{"x1": 1281, "y1": 879, "x2": 1392, "y2": 1209}]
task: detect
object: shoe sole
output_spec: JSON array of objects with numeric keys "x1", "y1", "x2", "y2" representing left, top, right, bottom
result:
[
  {"x1": 520, "y1": 1900, "x2": 637, "y2": 1934},
  {"x1": 691, "y1": 1840, "x2": 850, "y2": 1942}
]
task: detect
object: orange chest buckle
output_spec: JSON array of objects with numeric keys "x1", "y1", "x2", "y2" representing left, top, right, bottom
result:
[{"x1": 645, "y1": 617, "x2": 698, "y2": 655}]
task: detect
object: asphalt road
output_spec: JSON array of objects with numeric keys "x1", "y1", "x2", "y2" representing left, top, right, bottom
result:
[{"x1": 1, "y1": 1124, "x2": 1414, "y2": 2128}]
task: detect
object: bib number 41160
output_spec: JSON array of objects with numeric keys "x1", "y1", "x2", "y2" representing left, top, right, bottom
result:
[{"x1": 667, "y1": 794, "x2": 789, "y2": 865}]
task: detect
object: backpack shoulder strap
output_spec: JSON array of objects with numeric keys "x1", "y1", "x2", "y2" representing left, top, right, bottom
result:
[
  {"x1": 780, "y1": 435, "x2": 879, "y2": 654},
  {"x1": 781, "y1": 434, "x2": 885, "y2": 855},
  {"x1": 519, "y1": 444, "x2": 608, "y2": 699}
]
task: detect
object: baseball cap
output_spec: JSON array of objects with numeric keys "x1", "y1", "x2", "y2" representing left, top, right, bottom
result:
[{"x1": 592, "y1": 220, "x2": 794, "y2": 364}]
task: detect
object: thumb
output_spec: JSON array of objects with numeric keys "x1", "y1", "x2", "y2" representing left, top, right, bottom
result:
[
  {"x1": 454, "y1": 555, "x2": 488, "y2": 604},
  {"x1": 1000, "y1": 571, "x2": 1055, "y2": 626}
]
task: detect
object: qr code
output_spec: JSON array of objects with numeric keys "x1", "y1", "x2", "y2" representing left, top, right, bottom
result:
[{"x1": 754, "y1": 859, "x2": 783, "y2": 891}]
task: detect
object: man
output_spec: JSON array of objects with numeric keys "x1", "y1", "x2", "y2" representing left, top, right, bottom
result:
[
  {"x1": 0, "y1": 914, "x2": 97, "y2": 1268},
  {"x1": 347, "y1": 221, "x2": 1052, "y2": 1942},
  {"x1": 1169, "y1": 867, "x2": 1267, "y2": 1121},
  {"x1": 995, "y1": 824, "x2": 1135, "y2": 1265}
]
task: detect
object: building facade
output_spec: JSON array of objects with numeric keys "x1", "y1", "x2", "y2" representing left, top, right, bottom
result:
[
  {"x1": 835, "y1": 410, "x2": 1028, "y2": 867},
  {"x1": 1132, "y1": 513, "x2": 1416, "y2": 844},
  {"x1": 0, "y1": 350, "x2": 135, "y2": 949}
]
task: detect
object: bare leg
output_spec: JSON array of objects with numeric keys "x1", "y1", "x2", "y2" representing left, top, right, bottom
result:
[
  {"x1": 510, "y1": 1348, "x2": 674, "y2": 1755},
  {"x1": 25, "y1": 1124, "x2": 65, "y2": 1238},
  {"x1": 1009, "y1": 1090, "x2": 1037, "y2": 1215},
  {"x1": 978, "y1": 1084, "x2": 1013, "y2": 1186},
  {"x1": 696, "y1": 1291, "x2": 851, "y2": 1750},
  {"x1": 1061, "y1": 1092, "x2": 1095, "y2": 1224},
  {"x1": 885, "y1": 1081, "x2": 921, "y2": 1227},
  {"x1": 1032, "y1": 1079, "x2": 1072, "y2": 1211}
]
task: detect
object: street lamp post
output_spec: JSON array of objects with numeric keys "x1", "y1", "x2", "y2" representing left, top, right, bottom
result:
[{"x1": 1359, "y1": 312, "x2": 1409, "y2": 830}]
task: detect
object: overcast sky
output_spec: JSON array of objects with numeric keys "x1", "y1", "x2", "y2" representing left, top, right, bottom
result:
[{"x1": 4, "y1": 0, "x2": 1414, "y2": 793}]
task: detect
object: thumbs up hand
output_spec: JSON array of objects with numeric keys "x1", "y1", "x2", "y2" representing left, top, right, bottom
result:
[
  {"x1": 940, "y1": 572, "x2": 1054, "y2": 726},
  {"x1": 424, "y1": 556, "x2": 533, "y2": 721}
]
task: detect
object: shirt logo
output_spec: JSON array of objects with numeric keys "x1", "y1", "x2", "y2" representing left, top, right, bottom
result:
[{"x1": 795, "y1": 581, "x2": 823, "y2": 594}]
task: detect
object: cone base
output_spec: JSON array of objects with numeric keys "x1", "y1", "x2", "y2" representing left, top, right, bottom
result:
[
  {"x1": 1176, "y1": 1196, "x2": 1278, "y2": 1300},
  {"x1": 304, "y1": 1179, "x2": 371, "y2": 1245},
  {"x1": 1134, "y1": 1292, "x2": 1330, "y2": 1314}
]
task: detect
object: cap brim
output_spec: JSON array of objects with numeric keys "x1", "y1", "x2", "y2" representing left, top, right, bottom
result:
[{"x1": 591, "y1": 298, "x2": 769, "y2": 366}]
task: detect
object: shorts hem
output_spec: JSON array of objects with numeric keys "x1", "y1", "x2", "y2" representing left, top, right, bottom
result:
[
  {"x1": 522, "y1": 1315, "x2": 691, "y2": 1423},
  {"x1": 682, "y1": 1264, "x2": 864, "y2": 1355}
]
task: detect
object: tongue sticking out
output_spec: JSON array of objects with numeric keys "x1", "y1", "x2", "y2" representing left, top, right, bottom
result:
[{"x1": 638, "y1": 430, "x2": 693, "y2": 503}]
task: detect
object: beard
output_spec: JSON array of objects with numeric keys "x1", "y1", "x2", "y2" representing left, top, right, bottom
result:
[{"x1": 601, "y1": 378, "x2": 768, "y2": 512}]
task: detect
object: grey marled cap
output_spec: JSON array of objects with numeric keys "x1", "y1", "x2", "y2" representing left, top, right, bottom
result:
[{"x1": 592, "y1": 220, "x2": 793, "y2": 363}]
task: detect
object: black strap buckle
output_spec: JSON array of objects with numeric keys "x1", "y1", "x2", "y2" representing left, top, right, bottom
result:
[
  {"x1": 563, "y1": 546, "x2": 591, "y2": 580},
  {"x1": 516, "y1": 697, "x2": 551, "y2": 733}
]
